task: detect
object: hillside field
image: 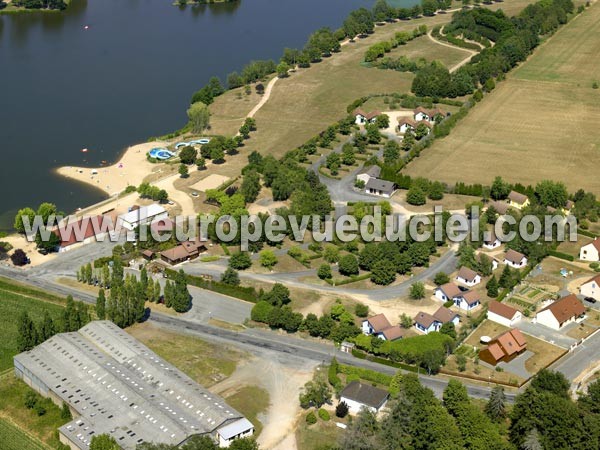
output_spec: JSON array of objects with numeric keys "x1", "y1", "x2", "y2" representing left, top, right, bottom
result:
[{"x1": 404, "y1": 2, "x2": 600, "y2": 193}]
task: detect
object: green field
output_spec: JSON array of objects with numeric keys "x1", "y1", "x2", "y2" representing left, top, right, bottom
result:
[
  {"x1": 0, "y1": 280, "x2": 65, "y2": 370},
  {"x1": 405, "y1": 3, "x2": 600, "y2": 194},
  {"x1": 0, "y1": 418, "x2": 48, "y2": 450}
]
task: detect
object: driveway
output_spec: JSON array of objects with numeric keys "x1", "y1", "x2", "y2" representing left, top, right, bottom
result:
[{"x1": 515, "y1": 320, "x2": 577, "y2": 349}]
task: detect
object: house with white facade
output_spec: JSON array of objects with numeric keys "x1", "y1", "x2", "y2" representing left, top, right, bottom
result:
[
  {"x1": 454, "y1": 290, "x2": 481, "y2": 311},
  {"x1": 414, "y1": 306, "x2": 459, "y2": 334},
  {"x1": 365, "y1": 178, "x2": 396, "y2": 198},
  {"x1": 508, "y1": 190, "x2": 530, "y2": 210},
  {"x1": 483, "y1": 229, "x2": 501, "y2": 249},
  {"x1": 434, "y1": 282, "x2": 462, "y2": 302},
  {"x1": 535, "y1": 294, "x2": 586, "y2": 330},
  {"x1": 504, "y1": 249, "x2": 528, "y2": 269},
  {"x1": 580, "y1": 274, "x2": 600, "y2": 301},
  {"x1": 355, "y1": 165, "x2": 381, "y2": 186},
  {"x1": 340, "y1": 381, "x2": 389, "y2": 414},
  {"x1": 361, "y1": 314, "x2": 404, "y2": 341},
  {"x1": 117, "y1": 204, "x2": 168, "y2": 231},
  {"x1": 456, "y1": 267, "x2": 481, "y2": 287},
  {"x1": 413, "y1": 106, "x2": 445, "y2": 123},
  {"x1": 353, "y1": 108, "x2": 381, "y2": 125},
  {"x1": 580, "y1": 239, "x2": 600, "y2": 262},
  {"x1": 487, "y1": 301, "x2": 522, "y2": 327}
]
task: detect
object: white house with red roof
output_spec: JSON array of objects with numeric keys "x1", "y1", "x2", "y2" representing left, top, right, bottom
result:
[
  {"x1": 580, "y1": 274, "x2": 600, "y2": 301},
  {"x1": 487, "y1": 301, "x2": 522, "y2": 327},
  {"x1": 361, "y1": 314, "x2": 405, "y2": 341},
  {"x1": 503, "y1": 249, "x2": 528, "y2": 269},
  {"x1": 535, "y1": 294, "x2": 586, "y2": 330},
  {"x1": 455, "y1": 267, "x2": 481, "y2": 287},
  {"x1": 580, "y1": 238, "x2": 600, "y2": 262}
]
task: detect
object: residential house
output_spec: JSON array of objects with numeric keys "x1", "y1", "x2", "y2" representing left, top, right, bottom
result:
[
  {"x1": 160, "y1": 240, "x2": 207, "y2": 265},
  {"x1": 434, "y1": 282, "x2": 462, "y2": 302},
  {"x1": 54, "y1": 215, "x2": 112, "y2": 253},
  {"x1": 562, "y1": 200, "x2": 574, "y2": 215},
  {"x1": 535, "y1": 294, "x2": 586, "y2": 330},
  {"x1": 413, "y1": 106, "x2": 445, "y2": 123},
  {"x1": 398, "y1": 117, "x2": 417, "y2": 134},
  {"x1": 487, "y1": 301, "x2": 522, "y2": 327},
  {"x1": 483, "y1": 229, "x2": 501, "y2": 249},
  {"x1": 580, "y1": 274, "x2": 600, "y2": 301},
  {"x1": 340, "y1": 381, "x2": 389, "y2": 414},
  {"x1": 507, "y1": 191, "x2": 530, "y2": 210},
  {"x1": 487, "y1": 200, "x2": 511, "y2": 215},
  {"x1": 117, "y1": 204, "x2": 168, "y2": 231},
  {"x1": 361, "y1": 314, "x2": 404, "y2": 341},
  {"x1": 504, "y1": 249, "x2": 528, "y2": 269},
  {"x1": 353, "y1": 108, "x2": 381, "y2": 125},
  {"x1": 355, "y1": 165, "x2": 381, "y2": 186},
  {"x1": 479, "y1": 329, "x2": 527, "y2": 366},
  {"x1": 454, "y1": 290, "x2": 481, "y2": 311},
  {"x1": 456, "y1": 266, "x2": 481, "y2": 287},
  {"x1": 579, "y1": 239, "x2": 600, "y2": 262},
  {"x1": 414, "y1": 306, "x2": 459, "y2": 334},
  {"x1": 365, "y1": 178, "x2": 396, "y2": 198}
]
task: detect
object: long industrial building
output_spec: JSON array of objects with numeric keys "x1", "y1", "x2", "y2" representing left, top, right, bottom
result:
[{"x1": 14, "y1": 320, "x2": 253, "y2": 449}]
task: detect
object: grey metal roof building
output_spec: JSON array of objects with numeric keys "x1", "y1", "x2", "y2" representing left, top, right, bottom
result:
[{"x1": 13, "y1": 321, "x2": 253, "y2": 449}]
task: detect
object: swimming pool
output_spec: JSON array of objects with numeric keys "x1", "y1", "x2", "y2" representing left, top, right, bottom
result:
[{"x1": 149, "y1": 148, "x2": 175, "y2": 160}]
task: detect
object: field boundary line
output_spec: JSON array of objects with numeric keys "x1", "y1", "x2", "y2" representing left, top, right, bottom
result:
[{"x1": 0, "y1": 414, "x2": 52, "y2": 450}]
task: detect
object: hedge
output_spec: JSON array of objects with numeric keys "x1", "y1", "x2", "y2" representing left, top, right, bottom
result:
[
  {"x1": 164, "y1": 268, "x2": 258, "y2": 303},
  {"x1": 338, "y1": 364, "x2": 393, "y2": 386},
  {"x1": 548, "y1": 250, "x2": 575, "y2": 262},
  {"x1": 578, "y1": 228, "x2": 597, "y2": 238},
  {"x1": 324, "y1": 273, "x2": 371, "y2": 286}
]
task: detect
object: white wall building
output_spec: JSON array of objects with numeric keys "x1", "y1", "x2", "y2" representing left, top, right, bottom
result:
[
  {"x1": 580, "y1": 275, "x2": 600, "y2": 301},
  {"x1": 580, "y1": 239, "x2": 600, "y2": 262},
  {"x1": 487, "y1": 301, "x2": 522, "y2": 327},
  {"x1": 118, "y1": 204, "x2": 168, "y2": 231},
  {"x1": 535, "y1": 294, "x2": 586, "y2": 330},
  {"x1": 339, "y1": 381, "x2": 389, "y2": 415}
]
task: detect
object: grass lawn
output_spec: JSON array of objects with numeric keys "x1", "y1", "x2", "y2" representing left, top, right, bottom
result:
[
  {"x1": 296, "y1": 418, "x2": 342, "y2": 450},
  {"x1": 0, "y1": 286, "x2": 65, "y2": 371},
  {"x1": 392, "y1": 191, "x2": 480, "y2": 212},
  {"x1": 0, "y1": 418, "x2": 48, "y2": 450},
  {"x1": 127, "y1": 322, "x2": 247, "y2": 387},
  {"x1": 383, "y1": 34, "x2": 473, "y2": 69},
  {"x1": 523, "y1": 334, "x2": 567, "y2": 374},
  {"x1": 0, "y1": 374, "x2": 68, "y2": 448},
  {"x1": 223, "y1": 386, "x2": 270, "y2": 437},
  {"x1": 556, "y1": 235, "x2": 593, "y2": 259},
  {"x1": 404, "y1": 3, "x2": 600, "y2": 193}
]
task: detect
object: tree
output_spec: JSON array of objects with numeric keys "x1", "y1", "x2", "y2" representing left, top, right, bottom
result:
[
  {"x1": 428, "y1": 181, "x2": 444, "y2": 200},
  {"x1": 251, "y1": 301, "x2": 273, "y2": 323},
  {"x1": 336, "y1": 401, "x2": 349, "y2": 418},
  {"x1": 317, "y1": 263, "x2": 332, "y2": 280},
  {"x1": 221, "y1": 268, "x2": 240, "y2": 286},
  {"x1": 229, "y1": 251, "x2": 252, "y2": 270},
  {"x1": 171, "y1": 270, "x2": 191, "y2": 313},
  {"x1": 535, "y1": 180, "x2": 569, "y2": 208},
  {"x1": 530, "y1": 369, "x2": 570, "y2": 398},
  {"x1": 196, "y1": 156, "x2": 206, "y2": 170},
  {"x1": 401, "y1": 129, "x2": 416, "y2": 151},
  {"x1": 299, "y1": 378, "x2": 332, "y2": 408},
  {"x1": 338, "y1": 254, "x2": 359, "y2": 276},
  {"x1": 276, "y1": 61, "x2": 290, "y2": 77},
  {"x1": 521, "y1": 427, "x2": 543, "y2": 450},
  {"x1": 37, "y1": 202, "x2": 57, "y2": 223},
  {"x1": 229, "y1": 439, "x2": 259, "y2": 450},
  {"x1": 415, "y1": 122, "x2": 430, "y2": 140},
  {"x1": 179, "y1": 146, "x2": 197, "y2": 164},
  {"x1": 61, "y1": 401, "x2": 72, "y2": 420},
  {"x1": 259, "y1": 249, "x2": 277, "y2": 269},
  {"x1": 486, "y1": 275, "x2": 499, "y2": 298},
  {"x1": 178, "y1": 164, "x2": 189, "y2": 178},
  {"x1": 355, "y1": 303, "x2": 369, "y2": 317},
  {"x1": 443, "y1": 379, "x2": 469, "y2": 416},
  {"x1": 38, "y1": 310, "x2": 56, "y2": 342},
  {"x1": 11, "y1": 249, "x2": 28, "y2": 266},
  {"x1": 370, "y1": 260, "x2": 396, "y2": 285},
  {"x1": 406, "y1": 187, "x2": 426, "y2": 206},
  {"x1": 240, "y1": 170, "x2": 261, "y2": 203},
  {"x1": 96, "y1": 288, "x2": 106, "y2": 320},
  {"x1": 17, "y1": 311, "x2": 38, "y2": 351},
  {"x1": 433, "y1": 271, "x2": 450, "y2": 285},
  {"x1": 365, "y1": 123, "x2": 381, "y2": 144},
  {"x1": 14, "y1": 207, "x2": 36, "y2": 234},
  {"x1": 485, "y1": 385, "x2": 506, "y2": 422},
  {"x1": 323, "y1": 244, "x2": 339, "y2": 263},
  {"x1": 89, "y1": 434, "x2": 120, "y2": 450},
  {"x1": 400, "y1": 313, "x2": 413, "y2": 329},
  {"x1": 187, "y1": 102, "x2": 210, "y2": 134},
  {"x1": 440, "y1": 322, "x2": 457, "y2": 339},
  {"x1": 498, "y1": 264, "x2": 513, "y2": 289},
  {"x1": 261, "y1": 283, "x2": 290, "y2": 306},
  {"x1": 409, "y1": 281, "x2": 426, "y2": 299},
  {"x1": 382, "y1": 140, "x2": 400, "y2": 165}
]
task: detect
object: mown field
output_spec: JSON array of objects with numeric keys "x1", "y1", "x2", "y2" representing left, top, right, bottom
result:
[
  {"x1": 384, "y1": 34, "x2": 473, "y2": 69},
  {"x1": 405, "y1": 2, "x2": 600, "y2": 193},
  {"x1": 206, "y1": 0, "x2": 536, "y2": 167},
  {"x1": 0, "y1": 280, "x2": 65, "y2": 371}
]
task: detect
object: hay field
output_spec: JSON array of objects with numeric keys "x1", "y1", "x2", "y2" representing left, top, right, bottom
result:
[{"x1": 405, "y1": 3, "x2": 600, "y2": 193}]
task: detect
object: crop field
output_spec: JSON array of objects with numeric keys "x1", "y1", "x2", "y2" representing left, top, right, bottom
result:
[
  {"x1": 405, "y1": 3, "x2": 600, "y2": 194},
  {"x1": 0, "y1": 418, "x2": 48, "y2": 450},
  {"x1": 0, "y1": 285, "x2": 65, "y2": 371}
]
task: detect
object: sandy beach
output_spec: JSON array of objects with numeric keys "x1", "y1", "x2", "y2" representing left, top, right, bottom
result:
[{"x1": 56, "y1": 141, "x2": 169, "y2": 196}]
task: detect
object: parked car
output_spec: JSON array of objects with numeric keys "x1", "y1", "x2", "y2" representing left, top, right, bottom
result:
[{"x1": 584, "y1": 297, "x2": 597, "y2": 304}]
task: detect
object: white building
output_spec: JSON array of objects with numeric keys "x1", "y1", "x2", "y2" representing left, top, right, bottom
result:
[
  {"x1": 118, "y1": 204, "x2": 168, "y2": 231},
  {"x1": 217, "y1": 418, "x2": 254, "y2": 447},
  {"x1": 434, "y1": 282, "x2": 462, "y2": 302},
  {"x1": 487, "y1": 301, "x2": 522, "y2": 327},
  {"x1": 483, "y1": 230, "x2": 501, "y2": 249},
  {"x1": 456, "y1": 267, "x2": 481, "y2": 287},
  {"x1": 365, "y1": 178, "x2": 396, "y2": 198},
  {"x1": 339, "y1": 381, "x2": 389, "y2": 414},
  {"x1": 535, "y1": 294, "x2": 586, "y2": 330},
  {"x1": 454, "y1": 290, "x2": 481, "y2": 311},
  {"x1": 580, "y1": 274, "x2": 600, "y2": 301},
  {"x1": 580, "y1": 239, "x2": 600, "y2": 262},
  {"x1": 355, "y1": 165, "x2": 381, "y2": 186},
  {"x1": 504, "y1": 249, "x2": 528, "y2": 269}
]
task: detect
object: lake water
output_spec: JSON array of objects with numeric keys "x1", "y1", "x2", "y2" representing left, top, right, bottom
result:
[{"x1": 0, "y1": 0, "x2": 416, "y2": 230}]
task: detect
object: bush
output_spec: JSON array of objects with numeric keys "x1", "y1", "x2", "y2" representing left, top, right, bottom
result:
[
  {"x1": 306, "y1": 411, "x2": 317, "y2": 425},
  {"x1": 355, "y1": 303, "x2": 369, "y2": 317},
  {"x1": 336, "y1": 401, "x2": 349, "y2": 418},
  {"x1": 229, "y1": 251, "x2": 253, "y2": 270},
  {"x1": 34, "y1": 403, "x2": 47, "y2": 416},
  {"x1": 548, "y1": 250, "x2": 574, "y2": 261},
  {"x1": 318, "y1": 408, "x2": 330, "y2": 421},
  {"x1": 433, "y1": 272, "x2": 450, "y2": 285},
  {"x1": 318, "y1": 264, "x2": 333, "y2": 280},
  {"x1": 251, "y1": 301, "x2": 273, "y2": 323}
]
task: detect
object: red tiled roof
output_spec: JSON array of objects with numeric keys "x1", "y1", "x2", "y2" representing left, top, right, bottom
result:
[
  {"x1": 381, "y1": 325, "x2": 406, "y2": 341},
  {"x1": 367, "y1": 314, "x2": 392, "y2": 333},
  {"x1": 414, "y1": 311, "x2": 436, "y2": 329},
  {"x1": 538, "y1": 294, "x2": 586, "y2": 325},
  {"x1": 433, "y1": 306, "x2": 458, "y2": 323},
  {"x1": 438, "y1": 283, "x2": 462, "y2": 299},
  {"x1": 488, "y1": 301, "x2": 519, "y2": 320}
]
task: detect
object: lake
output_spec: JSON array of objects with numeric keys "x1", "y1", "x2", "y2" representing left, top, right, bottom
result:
[{"x1": 0, "y1": 0, "x2": 416, "y2": 230}]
